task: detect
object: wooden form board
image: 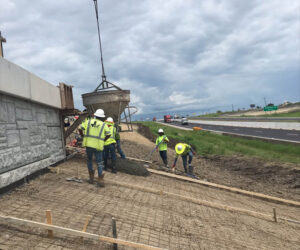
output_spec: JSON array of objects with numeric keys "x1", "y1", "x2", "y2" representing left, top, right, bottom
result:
[
  {"x1": 0, "y1": 215, "x2": 166, "y2": 250},
  {"x1": 148, "y1": 169, "x2": 300, "y2": 207},
  {"x1": 126, "y1": 156, "x2": 152, "y2": 164}
]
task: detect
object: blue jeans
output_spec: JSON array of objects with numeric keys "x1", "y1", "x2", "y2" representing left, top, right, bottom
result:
[
  {"x1": 182, "y1": 151, "x2": 193, "y2": 168},
  {"x1": 104, "y1": 144, "x2": 117, "y2": 167},
  {"x1": 159, "y1": 150, "x2": 168, "y2": 165},
  {"x1": 116, "y1": 139, "x2": 125, "y2": 158},
  {"x1": 86, "y1": 147, "x2": 103, "y2": 177}
]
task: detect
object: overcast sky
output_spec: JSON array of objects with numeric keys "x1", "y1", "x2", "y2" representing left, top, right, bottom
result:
[{"x1": 1, "y1": 0, "x2": 299, "y2": 115}]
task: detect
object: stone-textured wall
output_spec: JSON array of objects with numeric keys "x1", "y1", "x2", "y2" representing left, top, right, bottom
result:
[{"x1": 0, "y1": 93, "x2": 65, "y2": 188}]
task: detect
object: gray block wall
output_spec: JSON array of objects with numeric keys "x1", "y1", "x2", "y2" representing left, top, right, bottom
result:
[{"x1": 0, "y1": 93, "x2": 65, "y2": 188}]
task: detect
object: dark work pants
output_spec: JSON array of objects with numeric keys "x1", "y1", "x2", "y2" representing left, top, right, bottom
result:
[{"x1": 159, "y1": 150, "x2": 168, "y2": 165}]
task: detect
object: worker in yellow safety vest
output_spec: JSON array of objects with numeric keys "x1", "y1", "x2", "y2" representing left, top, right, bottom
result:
[
  {"x1": 115, "y1": 124, "x2": 126, "y2": 159},
  {"x1": 79, "y1": 109, "x2": 111, "y2": 187},
  {"x1": 155, "y1": 128, "x2": 169, "y2": 168},
  {"x1": 104, "y1": 117, "x2": 117, "y2": 173},
  {"x1": 172, "y1": 143, "x2": 196, "y2": 176}
]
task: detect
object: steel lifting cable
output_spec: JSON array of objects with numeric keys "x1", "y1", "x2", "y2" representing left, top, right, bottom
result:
[{"x1": 93, "y1": 0, "x2": 106, "y2": 82}]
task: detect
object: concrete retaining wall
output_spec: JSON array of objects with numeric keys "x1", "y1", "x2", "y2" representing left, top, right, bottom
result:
[
  {"x1": 0, "y1": 93, "x2": 65, "y2": 188},
  {"x1": 0, "y1": 57, "x2": 65, "y2": 189}
]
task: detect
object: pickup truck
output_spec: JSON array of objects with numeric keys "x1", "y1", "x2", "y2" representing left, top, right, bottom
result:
[{"x1": 181, "y1": 117, "x2": 188, "y2": 125}]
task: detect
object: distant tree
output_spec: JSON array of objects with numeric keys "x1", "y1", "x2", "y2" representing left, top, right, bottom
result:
[
  {"x1": 267, "y1": 103, "x2": 274, "y2": 107},
  {"x1": 256, "y1": 106, "x2": 261, "y2": 109},
  {"x1": 216, "y1": 110, "x2": 222, "y2": 113},
  {"x1": 250, "y1": 104, "x2": 255, "y2": 109}
]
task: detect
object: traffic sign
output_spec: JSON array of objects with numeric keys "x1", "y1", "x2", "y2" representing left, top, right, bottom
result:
[{"x1": 264, "y1": 106, "x2": 278, "y2": 111}]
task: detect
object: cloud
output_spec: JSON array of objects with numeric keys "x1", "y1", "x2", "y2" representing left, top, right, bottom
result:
[{"x1": 0, "y1": 0, "x2": 299, "y2": 116}]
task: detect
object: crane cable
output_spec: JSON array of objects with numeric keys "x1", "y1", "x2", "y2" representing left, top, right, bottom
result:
[{"x1": 93, "y1": 0, "x2": 106, "y2": 82}]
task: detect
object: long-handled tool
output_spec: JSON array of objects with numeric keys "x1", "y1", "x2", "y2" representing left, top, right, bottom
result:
[{"x1": 143, "y1": 136, "x2": 166, "y2": 168}]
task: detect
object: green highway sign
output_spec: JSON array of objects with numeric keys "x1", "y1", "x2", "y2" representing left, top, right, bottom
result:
[{"x1": 264, "y1": 106, "x2": 278, "y2": 111}]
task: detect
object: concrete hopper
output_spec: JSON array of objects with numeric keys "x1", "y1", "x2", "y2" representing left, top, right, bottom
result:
[{"x1": 82, "y1": 89, "x2": 130, "y2": 122}]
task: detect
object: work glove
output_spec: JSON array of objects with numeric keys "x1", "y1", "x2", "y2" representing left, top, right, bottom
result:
[
  {"x1": 156, "y1": 148, "x2": 158, "y2": 152},
  {"x1": 192, "y1": 152, "x2": 196, "y2": 156},
  {"x1": 172, "y1": 164, "x2": 175, "y2": 168}
]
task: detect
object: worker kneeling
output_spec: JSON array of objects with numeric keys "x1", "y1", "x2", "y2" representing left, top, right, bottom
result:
[
  {"x1": 80, "y1": 109, "x2": 111, "y2": 187},
  {"x1": 104, "y1": 117, "x2": 117, "y2": 173},
  {"x1": 172, "y1": 143, "x2": 196, "y2": 177}
]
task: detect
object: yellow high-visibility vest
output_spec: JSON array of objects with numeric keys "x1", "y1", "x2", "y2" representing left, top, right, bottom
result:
[
  {"x1": 104, "y1": 123, "x2": 116, "y2": 146},
  {"x1": 81, "y1": 118, "x2": 110, "y2": 151},
  {"x1": 156, "y1": 135, "x2": 169, "y2": 151}
]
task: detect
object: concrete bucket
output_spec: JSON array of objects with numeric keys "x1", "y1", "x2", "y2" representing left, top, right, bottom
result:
[{"x1": 82, "y1": 89, "x2": 130, "y2": 122}]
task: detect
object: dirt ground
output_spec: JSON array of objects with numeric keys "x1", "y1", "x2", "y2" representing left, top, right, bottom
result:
[
  {"x1": 135, "y1": 124, "x2": 300, "y2": 201},
  {"x1": 0, "y1": 126, "x2": 299, "y2": 249}
]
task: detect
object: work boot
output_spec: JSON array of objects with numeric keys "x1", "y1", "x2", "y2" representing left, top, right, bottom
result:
[
  {"x1": 88, "y1": 170, "x2": 95, "y2": 184},
  {"x1": 111, "y1": 160, "x2": 117, "y2": 174},
  {"x1": 97, "y1": 174, "x2": 105, "y2": 187},
  {"x1": 183, "y1": 166, "x2": 187, "y2": 174},
  {"x1": 188, "y1": 165, "x2": 194, "y2": 176}
]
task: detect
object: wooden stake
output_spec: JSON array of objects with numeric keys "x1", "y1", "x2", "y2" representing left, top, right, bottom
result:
[
  {"x1": 77, "y1": 165, "x2": 79, "y2": 179},
  {"x1": 112, "y1": 217, "x2": 118, "y2": 250},
  {"x1": 45, "y1": 210, "x2": 53, "y2": 237},
  {"x1": 148, "y1": 169, "x2": 300, "y2": 207},
  {"x1": 273, "y1": 208, "x2": 277, "y2": 222},
  {"x1": 0, "y1": 215, "x2": 166, "y2": 250}
]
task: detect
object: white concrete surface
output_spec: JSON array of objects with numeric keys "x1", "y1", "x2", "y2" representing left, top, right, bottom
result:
[
  {"x1": 174, "y1": 119, "x2": 300, "y2": 131},
  {"x1": 0, "y1": 57, "x2": 61, "y2": 109}
]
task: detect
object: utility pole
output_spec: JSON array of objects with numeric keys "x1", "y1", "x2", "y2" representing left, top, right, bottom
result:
[
  {"x1": 264, "y1": 97, "x2": 267, "y2": 107},
  {"x1": 0, "y1": 31, "x2": 6, "y2": 57}
]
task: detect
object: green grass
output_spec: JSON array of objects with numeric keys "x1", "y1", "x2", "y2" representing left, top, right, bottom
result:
[{"x1": 140, "y1": 122, "x2": 300, "y2": 164}]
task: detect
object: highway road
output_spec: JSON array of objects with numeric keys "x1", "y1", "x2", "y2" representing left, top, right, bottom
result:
[{"x1": 170, "y1": 121, "x2": 300, "y2": 143}]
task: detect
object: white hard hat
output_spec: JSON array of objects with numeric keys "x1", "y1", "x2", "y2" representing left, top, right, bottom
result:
[
  {"x1": 107, "y1": 117, "x2": 114, "y2": 123},
  {"x1": 94, "y1": 109, "x2": 105, "y2": 118},
  {"x1": 158, "y1": 128, "x2": 164, "y2": 133},
  {"x1": 176, "y1": 144, "x2": 183, "y2": 153}
]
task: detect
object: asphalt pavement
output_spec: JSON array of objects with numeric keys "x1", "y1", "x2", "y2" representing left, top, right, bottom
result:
[{"x1": 171, "y1": 121, "x2": 300, "y2": 143}]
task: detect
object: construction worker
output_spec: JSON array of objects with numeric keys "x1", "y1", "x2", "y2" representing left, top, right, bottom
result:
[
  {"x1": 172, "y1": 143, "x2": 196, "y2": 176},
  {"x1": 156, "y1": 128, "x2": 169, "y2": 168},
  {"x1": 115, "y1": 123, "x2": 126, "y2": 159},
  {"x1": 104, "y1": 117, "x2": 117, "y2": 173},
  {"x1": 79, "y1": 109, "x2": 111, "y2": 187}
]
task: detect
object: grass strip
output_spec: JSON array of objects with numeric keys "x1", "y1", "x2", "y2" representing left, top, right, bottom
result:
[{"x1": 139, "y1": 122, "x2": 300, "y2": 164}]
